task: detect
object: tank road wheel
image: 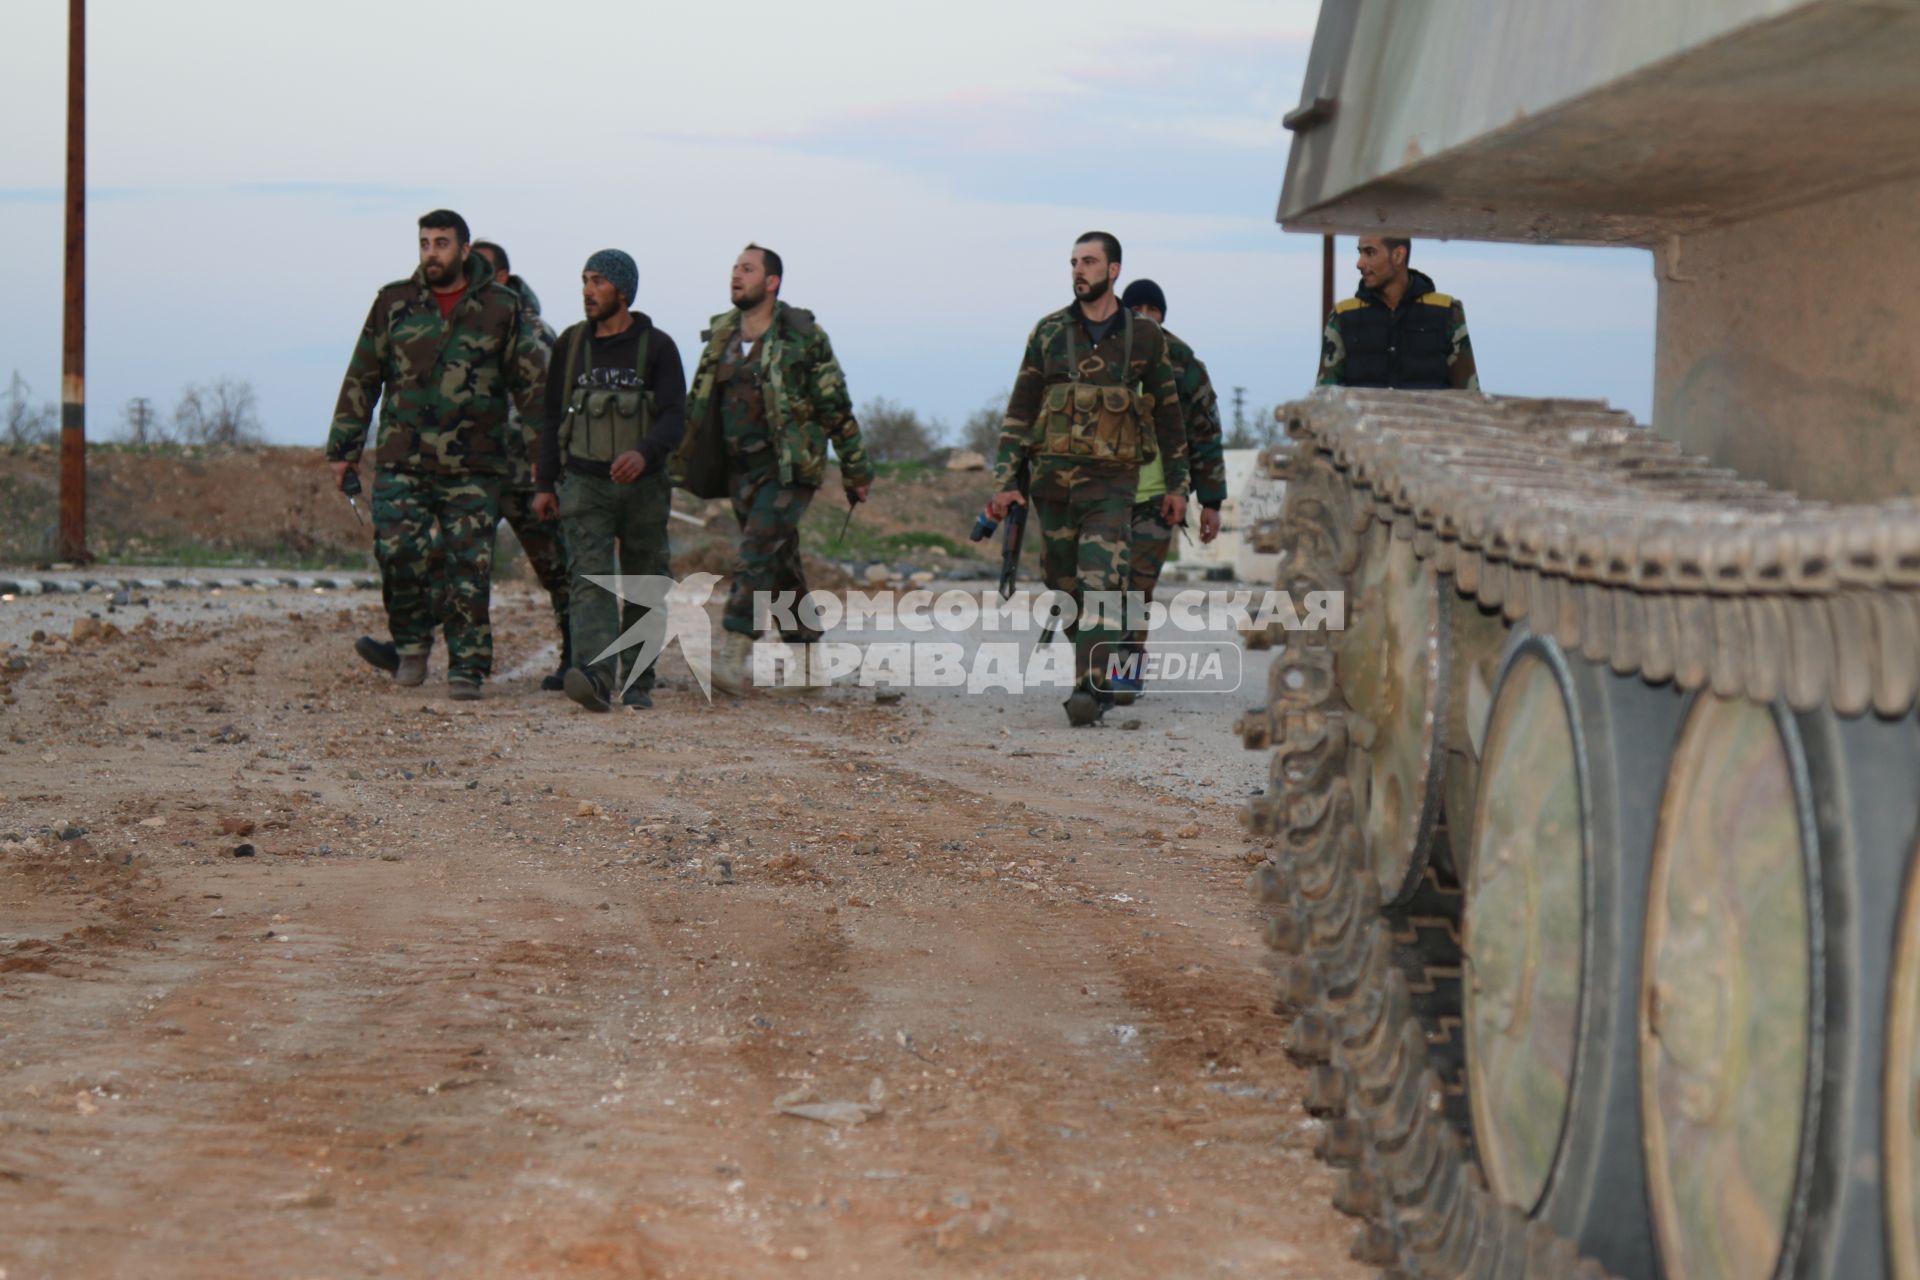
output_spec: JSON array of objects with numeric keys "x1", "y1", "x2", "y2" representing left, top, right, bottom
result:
[
  {"x1": 1338, "y1": 522, "x2": 1450, "y2": 905},
  {"x1": 1642, "y1": 697, "x2": 1814, "y2": 1280},
  {"x1": 1640, "y1": 701, "x2": 1920, "y2": 1280},
  {"x1": 1464, "y1": 633, "x2": 1682, "y2": 1279}
]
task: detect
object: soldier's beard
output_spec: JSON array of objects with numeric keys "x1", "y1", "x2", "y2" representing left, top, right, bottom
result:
[
  {"x1": 1074, "y1": 277, "x2": 1110, "y2": 304},
  {"x1": 424, "y1": 257, "x2": 460, "y2": 287},
  {"x1": 731, "y1": 282, "x2": 767, "y2": 310}
]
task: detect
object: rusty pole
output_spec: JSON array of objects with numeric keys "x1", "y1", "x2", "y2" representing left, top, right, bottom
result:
[
  {"x1": 58, "y1": 0, "x2": 87, "y2": 562},
  {"x1": 1320, "y1": 234, "x2": 1334, "y2": 324}
]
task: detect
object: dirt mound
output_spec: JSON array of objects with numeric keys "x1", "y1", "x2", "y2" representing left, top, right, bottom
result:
[{"x1": 0, "y1": 446, "x2": 996, "y2": 581}]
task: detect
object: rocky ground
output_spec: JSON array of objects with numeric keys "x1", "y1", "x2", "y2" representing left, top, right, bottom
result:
[{"x1": 0, "y1": 582, "x2": 1361, "y2": 1279}]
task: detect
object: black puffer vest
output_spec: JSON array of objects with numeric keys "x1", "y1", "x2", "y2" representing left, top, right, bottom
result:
[{"x1": 1334, "y1": 269, "x2": 1454, "y2": 390}]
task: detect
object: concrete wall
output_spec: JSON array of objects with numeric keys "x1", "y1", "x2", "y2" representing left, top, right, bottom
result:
[
  {"x1": 1281, "y1": 0, "x2": 1920, "y2": 245},
  {"x1": 1284, "y1": 0, "x2": 1802, "y2": 215},
  {"x1": 1654, "y1": 174, "x2": 1920, "y2": 502}
]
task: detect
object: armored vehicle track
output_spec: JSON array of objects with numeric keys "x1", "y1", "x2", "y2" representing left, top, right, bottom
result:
[{"x1": 1240, "y1": 390, "x2": 1920, "y2": 1279}]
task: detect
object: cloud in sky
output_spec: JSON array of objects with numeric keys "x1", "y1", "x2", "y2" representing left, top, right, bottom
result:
[{"x1": 0, "y1": 0, "x2": 1652, "y2": 452}]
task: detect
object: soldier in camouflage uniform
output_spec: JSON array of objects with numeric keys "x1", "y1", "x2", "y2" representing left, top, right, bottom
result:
[
  {"x1": 531, "y1": 249, "x2": 688, "y2": 713},
  {"x1": 471, "y1": 241, "x2": 573, "y2": 690},
  {"x1": 1109, "y1": 279, "x2": 1227, "y2": 703},
  {"x1": 326, "y1": 209, "x2": 546, "y2": 701},
  {"x1": 1317, "y1": 235, "x2": 1478, "y2": 390},
  {"x1": 987, "y1": 232, "x2": 1189, "y2": 726},
  {"x1": 673, "y1": 245, "x2": 874, "y2": 696},
  {"x1": 352, "y1": 239, "x2": 574, "y2": 690}
]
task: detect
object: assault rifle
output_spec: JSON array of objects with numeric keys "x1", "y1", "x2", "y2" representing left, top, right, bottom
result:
[{"x1": 969, "y1": 459, "x2": 1057, "y2": 645}]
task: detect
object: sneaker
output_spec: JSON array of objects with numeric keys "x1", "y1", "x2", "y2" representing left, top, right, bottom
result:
[
  {"x1": 355, "y1": 635, "x2": 399, "y2": 673},
  {"x1": 448, "y1": 679, "x2": 482, "y2": 702},
  {"x1": 395, "y1": 653, "x2": 428, "y2": 687},
  {"x1": 563, "y1": 667, "x2": 612, "y2": 713},
  {"x1": 622, "y1": 685, "x2": 654, "y2": 710},
  {"x1": 1108, "y1": 674, "x2": 1142, "y2": 706}
]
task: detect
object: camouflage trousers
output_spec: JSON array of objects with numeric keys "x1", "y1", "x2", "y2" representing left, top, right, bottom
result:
[
  {"x1": 1032, "y1": 464, "x2": 1135, "y2": 687},
  {"x1": 372, "y1": 470, "x2": 502, "y2": 682},
  {"x1": 1120, "y1": 498, "x2": 1177, "y2": 665},
  {"x1": 419, "y1": 486, "x2": 570, "y2": 638},
  {"x1": 558, "y1": 469, "x2": 672, "y2": 691},
  {"x1": 724, "y1": 464, "x2": 815, "y2": 640}
]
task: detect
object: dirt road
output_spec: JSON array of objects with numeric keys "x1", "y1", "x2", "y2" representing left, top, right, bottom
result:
[{"x1": 0, "y1": 585, "x2": 1363, "y2": 1279}]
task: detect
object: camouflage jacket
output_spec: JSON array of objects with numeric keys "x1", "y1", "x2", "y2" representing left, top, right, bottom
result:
[
  {"x1": 993, "y1": 304, "x2": 1189, "y2": 496},
  {"x1": 502, "y1": 278, "x2": 558, "y2": 489},
  {"x1": 678, "y1": 301, "x2": 873, "y2": 489},
  {"x1": 1163, "y1": 327, "x2": 1227, "y2": 508},
  {"x1": 326, "y1": 252, "x2": 547, "y2": 478}
]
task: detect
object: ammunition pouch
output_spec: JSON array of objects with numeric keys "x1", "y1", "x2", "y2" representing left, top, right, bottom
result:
[
  {"x1": 562, "y1": 386, "x2": 653, "y2": 464},
  {"x1": 556, "y1": 325, "x2": 653, "y2": 465},
  {"x1": 1037, "y1": 381, "x2": 1155, "y2": 464}
]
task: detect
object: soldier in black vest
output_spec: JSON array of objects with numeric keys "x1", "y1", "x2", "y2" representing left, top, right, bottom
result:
[
  {"x1": 1316, "y1": 235, "x2": 1478, "y2": 391},
  {"x1": 530, "y1": 249, "x2": 688, "y2": 712}
]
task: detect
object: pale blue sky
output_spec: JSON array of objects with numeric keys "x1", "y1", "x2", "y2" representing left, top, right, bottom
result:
[{"x1": 0, "y1": 0, "x2": 1654, "y2": 446}]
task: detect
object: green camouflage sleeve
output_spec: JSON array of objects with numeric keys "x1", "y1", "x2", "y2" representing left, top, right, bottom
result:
[
  {"x1": 992, "y1": 326, "x2": 1045, "y2": 492},
  {"x1": 507, "y1": 306, "x2": 549, "y2": 422},
  {"x1": 1316, "y1": 313, "x2": 1345, "y2": 387},
  {"x1": 1448, "y1": 300, "x2": 1479, "y2": 391},
  {"x1": 1144, "y1": 334, "x2": 1188, "y2": 498},
  {"x1": 808, "y1": 330, "x2": 871, "y2": 484},
  {"x1": 1180, "y1": 355, "x2": 1228, "y2": 508},
  {"x1": 326, "y1": 294, "x2": 390, "y2": 463}
]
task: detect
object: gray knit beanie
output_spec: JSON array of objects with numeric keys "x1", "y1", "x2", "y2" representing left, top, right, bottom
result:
[{"x1": 584, "y1": 249, "x2": 638, "y2": 307}]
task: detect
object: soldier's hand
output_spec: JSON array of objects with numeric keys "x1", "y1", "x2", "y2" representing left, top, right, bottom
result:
[
  {"x1": 986, "y1": 489, "x2": 1027, "y2": 521},
  {"x1": 848, "y1": 480, "x2": 871, "y2": 504},
  {"x1": 610, "y1": 450, "x2": 646, "y2": 484},
  {"x1": 1200, "y1": 507, "x2": 1222, "y2": 544},
  {"x1": 1160, "y1": 494, "x2": 1188, "y2": 527},
  {"x1": 330, "y1": 460, "x2": 358, "y2": 493},
  {"x1": 531, "y1": 492, "x2": 559, "y2": 522}
]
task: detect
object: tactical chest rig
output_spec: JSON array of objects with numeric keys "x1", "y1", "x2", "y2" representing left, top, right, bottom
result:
[
  {"x1": 1037, "y1": 308, "x2": 1157, "y2": 465},
  {"x1": 558, "y1": 326, "x2": 654, "y2": 464}
]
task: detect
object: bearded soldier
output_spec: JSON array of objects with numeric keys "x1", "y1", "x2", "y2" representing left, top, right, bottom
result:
[
  {"x1": 352, "y1": 237, "x2": 573, "y2": 691},
  {"x1": 327, "y1": 209, "x2": 545, "y2": 701},
  {"x1": 985, "y1": 232, "x2": 1189, "y2": 726},
  {"x1": 672, "y1": 244, "x2": 874, "y2": 696},
  {"x1": 530, "y1": 249, "x2": 688, "y2": 712}
]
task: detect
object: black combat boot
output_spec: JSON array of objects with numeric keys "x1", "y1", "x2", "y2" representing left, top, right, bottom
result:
[
  {"x1": 355, "y1": 635, "x2": 400, "y2": 673},
  {"x1": 541, "y1": 629, "x2": 572, "y2": 692},
  {"x1": 1063, "y1": 679, "x2": 1113, "y2": 727},
  {"x1": 563, "y1": 666, "x2": 612, "y2": 713}
]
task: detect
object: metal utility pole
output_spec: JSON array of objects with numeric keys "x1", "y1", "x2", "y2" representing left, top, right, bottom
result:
[
  {"x1": 1321, "y1": 234, "x2": 1335, "y2": 323},
  {"x1": 58, "y1": 0, "x2": 87, "y2": 561},
  {"x1": 125, "y1": 396, "x2": 153, "y2": 444}
]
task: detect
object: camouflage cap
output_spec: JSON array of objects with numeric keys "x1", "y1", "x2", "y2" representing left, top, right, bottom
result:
[{"x1": 585, "y1": 249, "x2": 638, "y2": 306}]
